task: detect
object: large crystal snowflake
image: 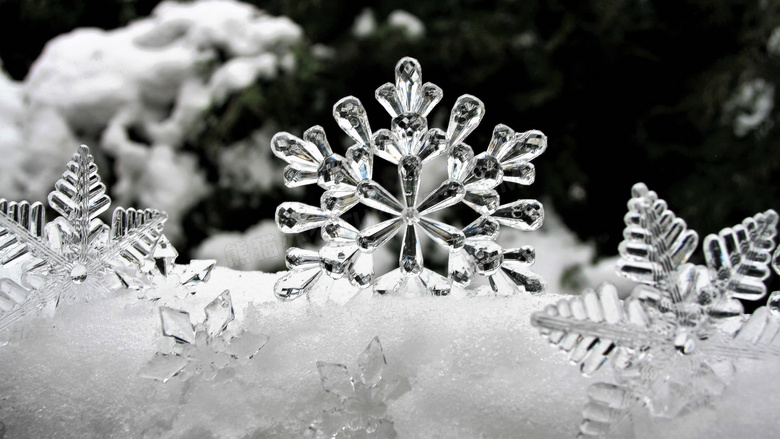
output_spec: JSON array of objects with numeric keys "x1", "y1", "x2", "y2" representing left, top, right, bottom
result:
[
  {"x1": 310, "y1": 336, "x2": 410, "y2": 439},
  {"x1": 272, "y1": 57, "x2": 547, "y2": 299},
  {"x1": 0, "y1": 145, "x2": 168, "y2": 332},
  {"x1": 531, "y1": 183, "x2": 780, "y2": 438}
]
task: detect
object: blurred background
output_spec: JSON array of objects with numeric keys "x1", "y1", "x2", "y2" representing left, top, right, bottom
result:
[{"x1": 0, "y1": 0, "x2": 778, "y2": 295}]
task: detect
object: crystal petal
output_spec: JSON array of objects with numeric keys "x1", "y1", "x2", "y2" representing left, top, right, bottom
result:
[
  {"x1": 416, "y1": 82, "x2": 443, "y2": 117},
  {"x1": 303, "y1": 125, "x2": 333, "y2": 159},
  {"x1": 502, "y1": 246, "x2": 535, "y2": 266},
  {"x1": 153, "y1": 235, "x2": 178, "y2": 276},
  {"x1": 285, "y1": 247, "x2": 320, "y2": 269},
  {"x1": 358, "y1": 217, "x2": 403, "y2": 252},
  {"x1": 160, "y1": 307, "x2": 195, "y2": 344},
  {"x1": 358, "y1": 336, "x2": 386, "y2": 387},
  {"x1": 499, "y1": 264, "x2": 545, "y2": 294},
  {"x1": 376, "y1": 82, "x2": 403, "y2": 117},
  {"x1": 392, "y1": 113, "x2": 427, "y2": 154},
  {"x1": 486, "y1": 124, "x2": 516, "y2": 156},
  {"x1": 319, "y1": 243, "x2": 360, "y2": 279},
  {"x1": 276, "y1": 202, "x2": 330, "y2": 233},
  {"x1": 179, "y1": 259, "x2": 216, "y2": 286},
  {"x1": 416, "y1": 128, "x2": 447, "y2": 163},
  {"x1": 463, "y1": 189, "x2": 499, "y2": 215},
  {"x1": 464, "y1": 241, "x2": 503, "y2": 275},
  {"x1": 321, "y1": 219, "x2": 360, "y2": 242},
  {"x1": 139, "y1": 353, "x2": 189, "y2": 382},
  {"x1": 502, "y1": 162, "x2": 535, "y2": 185},
  {"x1": 463, "y1": 216, "x2": 500, "y2": 240},
  {"x1": 204, "y1": 290, "x2": 234, "y2": 339},
  {"x1": 348, "y1": 252, "x2": 374, "y2": 288},
  {"x1": 283, "y1": 165, "x2": 318, "y2": 188},
  {"x1": 357, "y1": 180, "x2": 404, "y2": 215},
  {"x1": 493, "y1": 200, "x2": 544, "y2": 230},
  {"x1": 417, "y1": 180, "x2": 465, "y2": 215},
  {"x1": 345, "y1": 144, "x2": 373, "y2": 181},
  {"x1": 447, "y1": 143, "x2": 474, "y2": 181},
  {"x1": 495, "y1": 130, "x2": 547, "y2": 164},
  {"x1": 420, "y1": 268, "x2": 452, "y2": 296},
  {"x1": 333, "y1": 96, "x2": 372, "y2": 146},
  {"x1": 318, "y1": 154, "x2": 359, "y2": 189},
  {"x1": 225, "y1": 330, "x2": 269, "y2": 361},
  {"x1": 446, "y1": 95, "x2": 485, "y2": 146},
  {"x1": 274, "y1": 267, "x2": 322, "y2": 300},
  {"x1": 372, "y1": 129, "x2": 404, "y2": 164},
  {"x1": 464, "y1": 153, "x2": 503, "y2": 189},
  {"x1": 398, "y1": 156, "x2": 422, "y2": 208},
  {"x1": 316, "y1": 361, "x2": 354, "y2": 398},
  {"x1": 400, "y1": 225, "x2": 423, "y2": 276},
  {"x1": 395, "y1": 57, "x2": 422, "y2": 113},
  {"x1": 449, "y1": 249, "x2": 475, "y2": 286},
  {"x1": 321, "y1": 190, "x2": 359, "y2": 214},
  {"x1": 270, "y1": 132, "x2": 325, "y2": 167},
  {"x1": 373, "y1": 268, "x2": 405, "y2": 295},
  {"x1": 418, "y1": 216, "x2": 465, "y2": 249}
]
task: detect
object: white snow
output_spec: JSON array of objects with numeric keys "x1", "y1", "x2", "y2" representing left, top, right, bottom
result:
[
  {"x1": 194, "y1": 220, "x2": 288, "y2": 272},
  {"x1": 387, "y1": 11, "x2": 425, "y2": 41},
  {"x1": 768, "y1": 26, "x2": 780, "y2": 56},
  {"x1": 352, "y1": 9, "x2": 377, "y2": 38},
  {"x1": 722, "y1": 78, "x2": 775, "y2": 137}
]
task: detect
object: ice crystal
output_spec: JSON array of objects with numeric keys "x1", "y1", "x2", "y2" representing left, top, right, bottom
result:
[
  {"x1": 140, "y1": 290, "x2": 268, "y2": 382},
  {"x1": 0, "y1": 145, "x2": 169, "y2": 332},
  {"x1": 310, "y1": 336, "x2": 410, "y2": 439},
  {"x1": 531, "y1": 183, "x2": 780, "y2": 438},
  {"x1": 142, "y1": 236, "x2": 217, "y2": 302},
  {"x1": 272, "y1": 57, "x2": 547, "y2": 299}
]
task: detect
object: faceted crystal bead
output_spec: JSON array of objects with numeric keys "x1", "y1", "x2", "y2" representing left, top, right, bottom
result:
[
  {"x1": 333, "y1": 97, "x2": 372, "y2": 146},
  {"x1": 398, "y1": 156, "x2": 421, "y2": 208},
  {"x1": 499, "y1": 264, "x2": 545, "y2": 294},
  {"x1": 392, "y1": 113, "x2": 427, "y2": 153},
  {"x1": 486, "y1": 124, "x2": 515, "y2": 156},
  {"x1": 372, "y1": 129, "x2": 404, "y2": 164},
  {"x1": 348, "y1": 252, "x2": 374, "y2": 288},
  {"x1": 400, "y1": 225, "x2": 423, "y2": 275},
  {"x1": 418, "y1": 216, "x2": 465, "y2": 249},
  {"x1": 321, "y1": 190, "x2": 360, "y2": 214},
  {"x1": 420, "y1": 268, "x2": 452, "y2": 296},
  {"x1": 494, "y1": 130, "x2": 547, "y2": 164},
  {"x1": 395, "y1": 57, "x2": 422, "y2": 113},
  {"x1": 376, "y1": 83, "x2": 403, "y2": 118},
  {"x1": 270, "y1": 132, "x2": 325, "y2": 167},
  {"x1": 321, "y1": 219, "x2": 359, "y2": 242},
  {"x1": 276, "y1": 203, "x2": 330, "y2": 233},
  {"x1": 285, "y1": 248, "x2": 320, "y2": 269},
  {"x1": 416, "y1": 128, "x2": 447, "y2": 163},
  {"x1": 463, "y1": 217, "x2": 500, "y2": 240},
  {"x1": 160, "y1": 307, "x2": 195, "y2": 344},
  {"x1": 446, "y1": 95, "x2": 485, "y2": 147},
  {"x1": 464, "y1": 153, "x2": 503, "y2": 189},
  {"x1": 319, "y1": 243, "x2": 360, "y2": 279},
  {"x1": 373, "y1": 269, "x2": 406, "y2": 295},
  {"x1": 303, "y1": 125, "x2": 333, "y2": 159},
  {"x1": 463, "y1": 189, "x2": 499, "y2": 215},
  {"x1": 357, "y1": 181, "x2": 404, "y2": 215},
  {"x1": 274, "y1": 267, "x2": 322, "y2": 300},
  {"x1": 318, "y1": 154, "x2": 359, "y2": 189},
  {"x1": 449, "y1": 249, "x2": 475, "y2": 286},
  {"x1": 447, "y1": 143, "x2": 474, "y2": 181},
  {"x1": 358, "y1": 218, "x2": 403, "y2": 252},
  {"x1": 502, "y1": 162, "x2": 535, "y2": 185},
  {"x1": 464, "y1": 241, "x2": 503, "y2": 275},
  {"x1": 493, "y1": 200, "x2": 544, "y2": 230},
  {"x1": 503, "y1": 246, "x2": 535, "y2": 266},
  {"x1": 417, "y1": 180, "x2": 466, "y2": 215},
  {"x1": 204, "y1": 290, "x2": 234, "y2": 339},
  {"x1": 345, "y1": 144, "x2": 372, "y2": 181},
  {"x1": 416, "y1": 83, "x2": 443, "y2": 117},
  {"x1": 283, "y1": 165, "x2": 318, "y2": 188}
]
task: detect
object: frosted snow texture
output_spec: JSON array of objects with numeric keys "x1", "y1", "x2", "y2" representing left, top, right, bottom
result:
[
  {"x1": 0, "y1": 144, "x2": 169, "y2": 333},
  {"x1": 531, "y1": 182, "x2": 780, "y2": 438},
  {"x1": 311, "y1": 336, "x2": 410, "y2": 438},
  {"x1": 273, "y1": 57, "x2": 547, "y2": 299}
]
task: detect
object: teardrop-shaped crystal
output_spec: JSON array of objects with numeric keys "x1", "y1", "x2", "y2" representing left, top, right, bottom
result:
[
  {"x1": 464, "y1": 240, "x2": 504, "y2": 275},
  {"x1": 357, "y1": 180, "x2": 404, "y2": 215},
  {"x1": 321, "y1": 190, "x2": 359, "y2": 214},
  {"x1": 285, "y1": 247, "x2": 319, "y2": 269},
  {"x1": 499, "y1": 264, "x2": 545, "y2": 294},
  {"x1": 493, "y1": 200, "x2": 544, "y2": 230},
  {"x1": 349, "y1": 252, "x2": 374, "y2": 288},
  {"x1": 418, "y1": 216, "x2": 465, "y2": 249},
  {"x1": 372, "y1": 129, "x2": 404, "y2": 164},
  {"x1": 271, "y1": 132, "x2": 325, "y2": 167},
  {"x1": 398, "y1": 155, "x2": 421, "y2": 208},
  {"x1": 416, "y1": 82, "x2": 443, "y2": 117},
  {"x1": 358, "y1": 336, "x2": 387, "y2": 387},
  {"x1": 319, "y1": 243, "x2": 360, "y2": 279},
  {"x1": 464, "y1": 153, "x2": 503, "y2": 189},
  {"x1": 502, "y1": 162, "x2": 535, "y2": 185},
  {"x1": 373, "y1": 268, "x2": 405, "y2": 295},
  {"x1": 503, "y1": 246, "x2": 535, "y2": 266},
  {"x1": 446, "y1": 95, "x2": 485, "y2": 146},
  {"x1": 276, "y1": 202, "x2": 330, "y2": 233},
  {"x1": 318, "y1": 154, "x2": 359, "y2": 189},
  {"x1": 283, "y1": 165, "x2": 318, "y2": 187},
  {"x1": 417, "y1": 180, "x2": 465, "y2": 215},
  {"x1": 274, "y1": 267, "x2": 322, "y2": 300},
  {"x1": 420, "y1": 268, "x2": 452, "y2": 296},
  {"x1": 486, "y1": 124, "x2": 515, "y2": 156},
  {"x1": 333, "y1": 96, "x2": 372, "y2": 146},
  {"x1": 416, "y1": 128, "x2": 447, "y2": 163},
  {"x1": 463, "y1": 189, "x2": 499, "y2": 215},
  {"x1": 448, "y1": 249, "x2": 475, "y2": 286},
  {"x1": 495, "y1": 130, "x2": 547, "y2": 164},
  {"x1": 392, "y1": 113, "x2": 427, "y2": 153},
  {"x1": 346, "y1": 143, "x2": 373, "y2": 181},
  {"x1": 448, "y1": 143, "x2": 474, "y2": 181},
  {"x1": 376, "y1": 82, "x2": 403, "y2": 117},
  {"x1": 395, "y1": 57, "x2": 422, "y2": 113},
  {"x1": 303, "y1": 125, "x2": 333, "y2": 159},
  {"x1": 358, "y1": 217, "x2": 403, "y2": 252},
  {"x1": 399, "y1": 225, "x2": 423, "y2": 276},
  {"x1": 322, "y1": 219, "x2": 359, "y2": 242}
]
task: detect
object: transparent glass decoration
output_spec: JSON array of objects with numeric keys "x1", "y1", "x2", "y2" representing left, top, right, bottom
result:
[
  {"x1": 272, "y1": 57, "x2": 547, "y2": 299},
  {"x1": 531, "y1": 183, "x2": 780, "y2": 438},
  {"x1": 0, "y1": 145, "x2": 170, "y2": 332},
  {"x1": 310, "y1": 336, "x2": 411, "y2": 439}
]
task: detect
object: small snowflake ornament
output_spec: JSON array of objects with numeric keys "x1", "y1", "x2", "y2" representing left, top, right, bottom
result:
[
  {"x1": 140, "y1": 290, "x2": 269, "y2": 382},
  {"x1": 272, "y1": 57, "x2": 547, "y2": 299},
  {"x1": 531, "y1": 183, "x2": 780, "y2": 438},
  {"x1": 310, "y1": 337, "x2": 410, "y2": 439},
  {"x1": 0, "y1": 145, "x2": 169, "y2": 332}
]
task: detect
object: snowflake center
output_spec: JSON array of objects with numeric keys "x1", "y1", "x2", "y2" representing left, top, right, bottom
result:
[
  {"x1": 401, "y1": 207, "x2": 420, "y2": 224},
  {"x1": 70, "y1": 263, "x2": 88, "y2": 284}
]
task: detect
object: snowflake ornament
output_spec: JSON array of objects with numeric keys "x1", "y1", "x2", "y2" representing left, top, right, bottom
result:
[
  {"x1": 140, "y1": 290, "x2": 269, "y2": 382},
  {"x1": 310, "y1": 337, "x2": 410, "y2": 439},
  {"x1": 272, "y1": 57, "x2": 547, "y2": 299},
  {"x1": 531, "y1": 183, "x2": 780, "y2": 438},
  {"x1": 0, "y1": 145, "x2": 169, "y2": 332}
]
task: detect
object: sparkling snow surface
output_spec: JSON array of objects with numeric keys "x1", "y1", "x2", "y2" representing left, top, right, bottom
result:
[{"x1": 0, "y1": 267, "x2": 778, "y2": 438}]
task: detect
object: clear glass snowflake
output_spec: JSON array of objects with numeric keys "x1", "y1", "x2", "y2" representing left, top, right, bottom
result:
[
  {"x1": 140, "y1": 290, "x2": 269, "y2": 382},
  {"x1": 531, "y1": 183, "x2": 780, "y2": 438},
  {"x1": 310, "y1": 337, "x2": 410, "y2": 439},
  {"x1": 272, "y1": 57, "x2": 547, "y2": 299},
  {"x1": 0, "y1": 145, "x2": 169, "y2": 332}
]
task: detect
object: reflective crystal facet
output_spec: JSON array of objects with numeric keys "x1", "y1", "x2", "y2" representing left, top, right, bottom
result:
[
  {"x1": 400, "y1": 225, "x2": 423, "y2": 275},
  {"x1": 276, "y1": 203, "x2": 330, "y2": 233},
  {"x1": 333, "y1": 97, "x2": 372, "y2": 146},
  {"x1": 493, "y1": 200, "x2": 544, "y2": 230},
  {"x1": 358, "y1": 218, "x2": 404, "y2": 252},
  {"x1": 204, "y1": 290, "x2": 234, "y2": 338},
  {"x1": 417, "y1": 180, "x2": 466, "y2": 215},
  {"x1": 357, "y1": 181, "x2": 404, "y2": 215},
  {"x1": 398, "y1": 156, "x2": 422, "y2": 208},
  {"x1": 372, "y1": 129, "x2": 404, "y2": 164},
  {"x1": 447, "y1": 95, "x2": 485, "y2": 146},
  {"x1": 448, "y1": 143, "x2": 474, "y2": 181}
]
